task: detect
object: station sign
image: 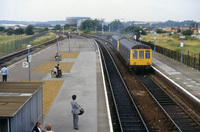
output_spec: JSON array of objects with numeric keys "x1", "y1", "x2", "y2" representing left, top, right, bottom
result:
[
  {"x1": 27, "y1": 55, "x2": 32, "y2": 62},
  {"x1": 22, "y1": 62, "x2": 28, "y2": 68},
  {"x1": 180, "y1": 42, "x2": 184, "y2": 47}
]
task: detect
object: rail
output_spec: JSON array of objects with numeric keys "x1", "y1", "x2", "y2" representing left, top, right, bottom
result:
[
  {"x1": 137, "y1": 75, "x2": 200, "y2": 131},
  {"x1": 95, "y1": 38, "x2": 149, "y2": 131}
]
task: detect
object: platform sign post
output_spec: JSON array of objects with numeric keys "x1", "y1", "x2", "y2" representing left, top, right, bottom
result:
[
  {"x1": 63, "y1": 25, "x2": 64, "y2": 35},
  {"x1": 180, "y1": 36, "x2": 185, "y2": 64},
  {"x1": 101, "y1": 19, "x2": 104, "y2": 37},
  {"x1": 68, "y1": 32, "x2": 70, "y2": 52},
  {"x1": 74, "y1": 31, "x2": 76, "y2": 45},
  {"x1": 154, "y1": 32, "x2": 157, "y2": 51},
  {"x1": 78, "y1": 33, "x2": 80, "y2": 48},
  {"x1": 27, "y1": 45, "x2": 31, "y2": 82},
  {"x1": 56, "y1": 35, "x2": 59, "y2": 65}
]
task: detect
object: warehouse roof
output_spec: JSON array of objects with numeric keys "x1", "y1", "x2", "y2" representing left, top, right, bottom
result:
[{"x1": 0, "y1": 82, "x2": 44, "y2": 117}]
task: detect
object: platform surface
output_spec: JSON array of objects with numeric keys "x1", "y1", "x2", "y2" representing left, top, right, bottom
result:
[
  {"x1": 153, "y1": 51, "x2": 200, "y2": 103},
  {"x1": 3, "y1": 38, "x2": 110, "y2": 132}
]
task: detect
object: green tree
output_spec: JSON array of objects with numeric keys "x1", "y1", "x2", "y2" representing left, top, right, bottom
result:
[
  {"x1": 80, "y1": 19, "x2": 99, "y2": 31},
  {"x1": 38, "y1": 27, "x2": 49, "y2": 33},
  {"x1": 109, "y1": 20, "x2": 123, "y2": 32},
  {"x1": 15, "y1": 28, "x2": 24, "y2": 35},
  {"x1": 7, "y1": 28, "x2": 15, "y2": 35},
  {"x1": 25, "y1": 25, "x2": 34, "y2": 35},
  {"x1": 155, "y1": 29, "x2": 163, "y2": 34},
  {"x1": 64, "y1": 24, "x2": 70, "y2": 30},
  {"x1": 182, "y1": 29, "x2": 193, "y2": 35},
  {"x1": 54, "y1": 25, "x2": 61, "y2": 30},
  {"x1": 0, "y1": 26, "x2": 5, "y2": 31},
  {"x1": 124, "y1": 26, "x2": 135, "y2": 33}
]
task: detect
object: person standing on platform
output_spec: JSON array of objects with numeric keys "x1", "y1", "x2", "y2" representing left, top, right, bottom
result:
[
  {"x1": 1, "y1": 65, "x2": 9, "y2": 82},
  {"x1": 32, "y1": 121, "x2": 43, "y2": 132},
  {"x1": 45, "y1": 124, "x2": 54, "y2": 132},
  {"x1": 71, "y1": 95, "x2": 80, "y2": 130}
]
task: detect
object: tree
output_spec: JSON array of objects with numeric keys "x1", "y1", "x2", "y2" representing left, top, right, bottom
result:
[
  {"x1": 54, "y1": 25, "x2": 61, "y2": 30},
  {"x1": 25, "y1": 25, "x2": 34, "y2": 35},
  {"x1": 124, "y1": 26, "x2": 135, "y2": 33},
  {"x1": 155, "y1": 29, "x2": 163, "y2": 34},
  {"x1": 64, "y1": 24, "x2": 70, "y2": 30},
  {"x1": 182, "y1": 29, "x2": 193, "y2": 35},
  {"x1": 15, "y1": 28, "x2": 24, "y2": 35},
  {"x1": 7, "y1": 28, "x2": 15, "y2": 35},
  {"x1": 109, "y1": 20, "x2": 123, "y2": 32},
  {"x1": 80, "y1": 19, "x2": 101, "y2": 31},
  {"x1": 0, "y1": 26, "x2": 5, "y2": 32},
  {"x1": 38, "y1": 27, "x2": 49, "y2": 33}
]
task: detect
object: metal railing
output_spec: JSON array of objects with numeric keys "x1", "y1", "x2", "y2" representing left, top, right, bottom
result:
[
  {"x1": 142, "y1": 41, "x2": 200, "y2": 70},
  {"x1": 0, "y1": 31, "x2": 48, "y2": 56}
]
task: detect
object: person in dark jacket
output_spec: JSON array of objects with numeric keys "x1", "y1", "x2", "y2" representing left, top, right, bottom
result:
[
  {"x1": 32, "y1": 121, "x2": 43, "y2": 132},
  {"x1": 71, "y1": 95, "x2": 80, "y2": 130}
]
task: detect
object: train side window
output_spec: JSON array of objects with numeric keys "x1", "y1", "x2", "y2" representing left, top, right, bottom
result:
[
  {"x1": 133, "y1": 51, "x2": 137, "y2": 59},
  {"x1": 146, "y1": 50, "x2": 150, "y2": 59},
  {"x1": 139, "y1": 51, "x2": 144, "y2": 59}
]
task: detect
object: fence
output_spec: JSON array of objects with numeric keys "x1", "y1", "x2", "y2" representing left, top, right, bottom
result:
[
  {"x1": 141, "y1": 41, "x2": 200, "y2": 70},
  {"x1": 0, "y1": 31, "x2": 48, "y2": 55}
]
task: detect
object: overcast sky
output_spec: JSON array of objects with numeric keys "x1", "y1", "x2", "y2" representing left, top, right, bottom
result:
[{"x1": 0, "y1": 0, "x2": 200, "y2": 22}]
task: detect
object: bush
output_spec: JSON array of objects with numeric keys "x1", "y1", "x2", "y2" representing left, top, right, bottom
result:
[
  {"x1": 182, "y1": 29, "x2": 193, "y2": 35},
  {"x1": 83, "y1": 30, "x2": 91, "y2": 34}
]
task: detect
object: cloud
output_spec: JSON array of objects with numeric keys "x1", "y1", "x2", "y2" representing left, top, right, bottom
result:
[{"x1": 0, "y1": 0, "x2": 200, "y2": 22}]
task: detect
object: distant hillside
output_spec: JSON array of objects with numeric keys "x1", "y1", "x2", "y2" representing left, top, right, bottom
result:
[
  {"x1": 0, "y1": 20, "x2": 66, "y2": 26},
  {"x1": 133, "y1": 20, "x2": 200, "y2": 27},
  {"x1": 1, "y1": 20, "x2": 199, "y2": 28}
]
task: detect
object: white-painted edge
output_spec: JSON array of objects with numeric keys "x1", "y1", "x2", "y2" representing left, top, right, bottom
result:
[
  {"x1": 94, "y1": 40, "x2": 113, "y2": 132},
  {"x1": 152, "y1": 66, "x2": 200, "y2": 104}
]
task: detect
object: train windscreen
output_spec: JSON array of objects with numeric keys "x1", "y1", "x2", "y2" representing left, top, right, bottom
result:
[
  {"x1": 145, "y1": 50, "x2": 150, "y2": 59},
  {"x1": 139, "y1": 51, "x2": 144, "y2": 59}
]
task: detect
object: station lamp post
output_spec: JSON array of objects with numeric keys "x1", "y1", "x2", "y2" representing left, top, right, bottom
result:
[
  {"x1": 74, "y1": 31, "x2": 76, "y2": 45},
  {"x1": 121, "y1": 18, "x2": 125, "y2": 35},
  {"x1": 56, "y1": 35, "x2": 59, "y2": 65},
  {"x1": 78, "y1": 33, "x2": 80, "y2": 48},
  {"x1": 63, "y1": 25, "x2": 65, "y2": 35},
  {"x1": 154, "y1": 32, "x2": 157, "y2": 51},
  {"x1": 102, "y1": 21, "x2": 104, "y2": 37},
  {"x1": 68, "y1": 32, "x2": 70, "y2": 52},
  {"x1": 27, "y1": 45, "x2": 31, "y2": 82},
  {"x1": 180, "y1": 36, "x2": 185, "y2": 64},
  {"x1": 139, "y1": 31, "x2": 142, "y2": 43}
]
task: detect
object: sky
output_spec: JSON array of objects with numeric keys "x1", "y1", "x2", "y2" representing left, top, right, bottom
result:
[{"x1": 0, "y1": 0, "x2": 200, "y2": 22}]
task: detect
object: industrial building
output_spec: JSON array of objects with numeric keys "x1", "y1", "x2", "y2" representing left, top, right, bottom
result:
[{"x1": 66, "y1": 17, "x2": 91, "y2": 28}]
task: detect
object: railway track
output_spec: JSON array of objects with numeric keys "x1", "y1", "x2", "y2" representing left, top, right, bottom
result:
[
  {"x1": 96, "y1": 39, "x2": 149, "y2": 132},
  {"x1": 0, "y1": 34, "x2": 63, "y2": 67},
  {"x1": 89, "y1": 34, "x2": 200, "y2": 131},
  {"x1": 137, "y1": 75, "x2": 200, "y2": 131}
]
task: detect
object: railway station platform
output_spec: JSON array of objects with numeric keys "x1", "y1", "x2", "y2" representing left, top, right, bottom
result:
[
  {"x1": 2, "y1": 35, "x2": 200, "y2": 131},
  {"x1": 152, "y1": 51, "x2": 200, "y2": 104},
  {"x1": 4, "y1": 38, "x2": 111, "y2": 132}
]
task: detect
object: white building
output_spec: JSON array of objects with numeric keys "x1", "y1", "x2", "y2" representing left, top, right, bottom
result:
[
  {"x1": 0, "y1": 24, "x2": 27, "y2": 29},
  {"x1": 66, "y1": 17, "x2": 91, "y2": 28}
]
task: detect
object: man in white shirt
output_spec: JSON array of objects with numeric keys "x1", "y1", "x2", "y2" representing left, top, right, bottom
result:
[{"x1": 1, "y1": 65, "x2": 9, "y2": 82}]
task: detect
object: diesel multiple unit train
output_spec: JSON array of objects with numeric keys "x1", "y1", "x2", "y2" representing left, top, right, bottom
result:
[{"x1": 111, "y1": 35, "x2": 152, "y2": 70}]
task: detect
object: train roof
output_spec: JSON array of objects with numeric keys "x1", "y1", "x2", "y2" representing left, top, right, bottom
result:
[{"x1": 120, "y1": 38, "x2": 151, "y2": 49}]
